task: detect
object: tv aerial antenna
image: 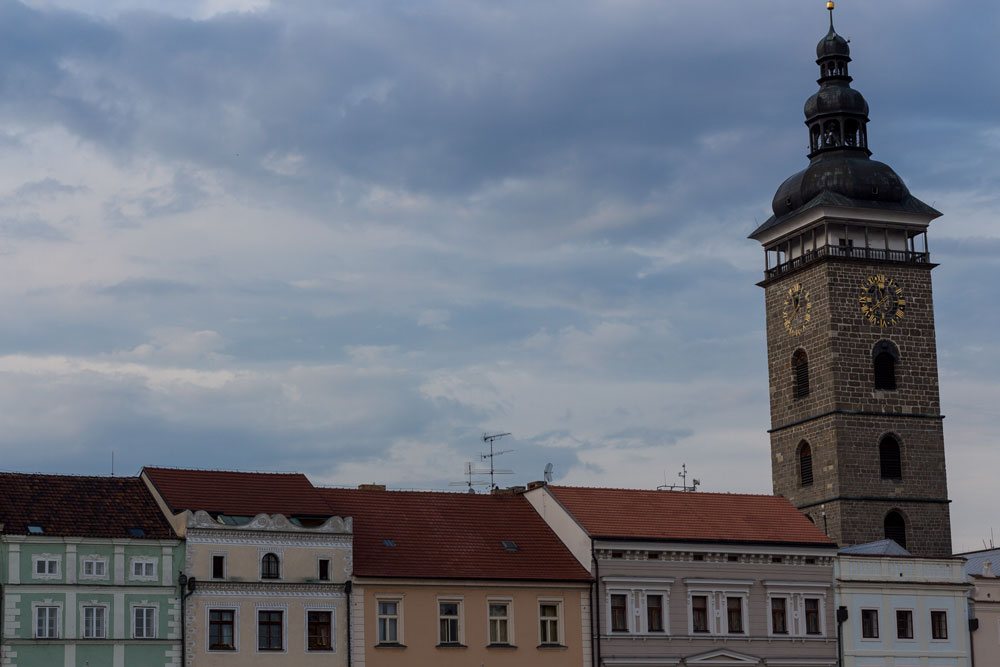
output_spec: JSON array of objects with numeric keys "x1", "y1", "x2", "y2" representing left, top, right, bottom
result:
[
  {"x1": 449, "y1": 462, "x2": 492, "y2": 494},
  {"x1": 481, "y1": 432, "x2": 515, "y2": 490},
  {"x1": 657, "y1": 463, "x2": 700, "y2": 492}
]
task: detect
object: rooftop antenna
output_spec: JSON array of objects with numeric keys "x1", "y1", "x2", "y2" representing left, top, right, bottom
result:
[
  {"x1": 657, "y1": 463, "x2": 700, "y2": 492},
  {"x1": 111, "y1": 451, "x2": 115, "y2": 477},
  {"x1": 449, "y1": 462, "x2": 491, "y2": 494},
  {"x1": 543, "y1": 462, "x2": 554, "y2": 483},
  {"x1": 481, "y1": 432, "x2": 514, "y2": 490}
]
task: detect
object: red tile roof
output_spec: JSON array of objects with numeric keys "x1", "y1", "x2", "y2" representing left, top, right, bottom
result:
[
  {"x1": 547, "y1": 486, "x2": 835, "y2": 546},
  {"x1": 0, "y1": 472, "x2": 176, "y2": 540},
  {"x1": 142, "y1": 467, "x2": 333, "y2": 517},
  {"x1": 321, "y1": 488, "x2": 591, "y2": 582}
]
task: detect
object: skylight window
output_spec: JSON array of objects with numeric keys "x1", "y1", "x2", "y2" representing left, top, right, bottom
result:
[
  {"x1": 383, "y1": 539, "x2": 396, "y2": 548},
  {"x1": 27, "y1": 524, "x2": 44, "y2": 535},
  {"x1": 501, "y1": 540, "x2": 519, "y2": 553},
  {"x1": 128, "y1": 527, "x2": 146, "y2": 538}
]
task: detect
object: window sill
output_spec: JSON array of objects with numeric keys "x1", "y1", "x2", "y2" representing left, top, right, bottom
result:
[
  {"x1": 436, "y1": 642, "x2": 467, "y2": 649},
  {"x1": 537, "y1": 643, "x2": 567, "y2": 650},
  {"x1": 307, "y1": 647, "x2": 334, "y2": 652},
  {"x1": 375, "y1": 642, "x2": 407, "y2": 649},
  {"x1": 487, "y1": 643, "x2": 517, "y2": 649}
]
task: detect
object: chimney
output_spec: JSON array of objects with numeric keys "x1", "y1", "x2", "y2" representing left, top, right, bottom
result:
[
  {"x1": 526, "y1": 480, "x2": 547, "y2": 490},
  {"x1": 358, "y1": 484, "x2": 386, "y2": 492}
]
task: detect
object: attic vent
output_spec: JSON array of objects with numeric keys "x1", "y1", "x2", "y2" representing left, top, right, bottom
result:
[
  {"x1": 27, "y1": 524, "x2": 44, "y2": 535},
  {"x1": 501, "y1": 540, "x2": 519, "y2": 553},
  {"x1": 128, "y1": 527, "x2": 146, "y2": 538},
  {"x1": 383, "y1": 539, "x2": 396, "y2": 548}
]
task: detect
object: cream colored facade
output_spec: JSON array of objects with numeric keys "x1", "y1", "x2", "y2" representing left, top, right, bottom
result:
[
  {"x1": 350, "y1": 580, "x2": 591, "y2": 667},
  {"x1": 970, "y1": 573, "x2": 1000, "y2": 667}
]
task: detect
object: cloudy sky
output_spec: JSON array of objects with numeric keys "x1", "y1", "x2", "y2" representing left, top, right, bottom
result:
[{"x1": 0, "y1": 0, "x2": 997, "y2": 551}]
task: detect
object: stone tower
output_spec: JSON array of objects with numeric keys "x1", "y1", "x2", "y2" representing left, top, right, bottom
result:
[{"x1": 749, "y1": 5, "x2": 952, "y2": 557}]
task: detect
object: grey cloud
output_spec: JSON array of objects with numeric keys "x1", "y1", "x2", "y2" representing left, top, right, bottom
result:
[
  {"x1": 14, "y1": 177, "x2": 88, "y2": 199},
  {"x1": 0, "y1": 214, "x2": 69, "y2": 241}
]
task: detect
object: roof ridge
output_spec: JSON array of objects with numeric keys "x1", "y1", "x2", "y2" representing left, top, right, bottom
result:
[
  {"x1": 0, "y1": 471, "x2": 142, "y2": 481},
  {"x1": 143, "y1": 465, "x2": 307, "y2": 476},
  {"x1": 549, "y1": 484, "x2": 781, "y2": 499}
]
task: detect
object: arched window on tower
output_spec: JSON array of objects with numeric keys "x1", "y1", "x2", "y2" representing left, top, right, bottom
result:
[
  {"x1": 884, "y1": 511, "x2": 907, "y2": 549},
  {"x1": 792, "y1": 350, "x2": 810, "y2": 399},
  {"x1": 873, "y1": 340, "x2": 899, "y2": 390},
  {"x1": 879, "y1": 435, "x2": 902, "y2": 480},
  {"x1": 798, "y1": 441, "x2": 814, "y2": 487}
]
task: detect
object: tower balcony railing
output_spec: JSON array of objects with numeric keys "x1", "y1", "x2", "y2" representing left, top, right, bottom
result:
[{"x1": 764, "y1": 243, "x2": 930, "y2": 280}]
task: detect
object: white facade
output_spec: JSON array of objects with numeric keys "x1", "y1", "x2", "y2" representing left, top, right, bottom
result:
[{"x1": 835, "y1": 554, "x2": 972, "y2": 667}]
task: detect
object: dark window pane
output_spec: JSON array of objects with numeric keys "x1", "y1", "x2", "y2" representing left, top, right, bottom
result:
[
  {"x1": 692, "y1": 596, "x2": 709, "y2": 633},
  {"x1": 885, "y1": 511, "x2": 907, "y2": 549},
  {"x1": 727, "y1": 597, "x2": 744, "y2": 634},
  {"x1": 212, "y1": 555, "x2": 225, "y2": 579},
  {"x1": 319, "y1": 559, "x2": 331, "y2": 581},
  {"x1": 931, "y1": 611, "x2": 948, "y2": 640},
  {"x1": 209, "y1": 610, "x2": 235, "y2": 650},
  {"x1": 896, "y1": 609, "x2": 913, "y2": 639},
  {"x1": 792, "y1": 350, "x2": 810, "y2": 398},
  {"x1": 611, "y1": 594, "x2": 628, "y2": 632},
  {"x1": 261, "y1": 553, "x2": 280, "y2": 579},
  {"x1": 799, "y1": 442, "x2": 814, "y2": 487},
  {"x1": 258, "y1": 610, "x2": 283, "y2": 650},
  {"x1": 805, "y1": 598, "x2": 821, "y2": 635},
  {"x1": 874, "y1": 351, "x2": 897, "y2": 390},
  {"x1": 880, "y1": 437, "x2": 902, "y2": 480},
  {"x1": 647, "y1": 595, "x2": 664, "y2": 632},
  {"x1": 771, "y1": 598, "x2": 788, "y2": 634},
  {"x1": 308, "y1": 611, "x2": 333, "y2": 651},
  {"x1": 862, "y1": 609, "x2": 879, "y2": 639}
]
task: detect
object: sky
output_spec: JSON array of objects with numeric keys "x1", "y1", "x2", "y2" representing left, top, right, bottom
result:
[{"x1": 0, "y1": 0, "x2": 998, "y2": 552}]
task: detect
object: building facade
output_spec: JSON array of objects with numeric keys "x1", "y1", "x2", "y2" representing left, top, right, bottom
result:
[
  {"x1": 958, "y1": 547, "x2": 1000, "y2": 667},
  {"x1": 751, "y1": 5, "x2": 952, "y2": 556},
  {"x1": 142, "y1": 467, "x2": 352, "y2": 667},
  {"x1": 526, "y1": 484, "x2": 839, "y2": 666},
  {"x1": 0, "y1": 473, "x2": 183, "y2": 667}
]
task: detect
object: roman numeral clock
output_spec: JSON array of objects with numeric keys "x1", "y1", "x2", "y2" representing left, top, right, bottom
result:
[{"x1": 748, "y1": 6, "x2": 952, "y2": 557}]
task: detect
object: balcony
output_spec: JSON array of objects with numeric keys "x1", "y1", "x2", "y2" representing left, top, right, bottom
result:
[{"x1": 763, "y1": 243, "x2": 930, "y2": 281}]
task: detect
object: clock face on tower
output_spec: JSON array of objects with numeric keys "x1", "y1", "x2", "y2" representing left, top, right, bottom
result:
[
  {"x1": 782, "y1": 283, "x2": 812, "y2": 336},
  {"x1": 859, "y1": 274, "x2": 906, "y2": 327}
]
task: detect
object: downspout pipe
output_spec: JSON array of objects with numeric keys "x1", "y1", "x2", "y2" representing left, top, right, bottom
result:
[
  {"x1": 178, "y1": 572, "x2": 197, "y2": 667},
  {"x1": 836, "y1": 605, "x2": 849, "y2": 667},
  {"x1": 345, "y1": 580, "x2": 353, "y2": 667},
  {"x1": 592, "y1": 544, "x2": 601, "y2": 667}
]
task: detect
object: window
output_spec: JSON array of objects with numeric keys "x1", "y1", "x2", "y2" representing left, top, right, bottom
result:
[
  {"x1": 258, "y1": 610, "x2": 283, "y2": 651},
  {"x1": 931, "y1": 610, "x2": 948, "y2": 640},
  {"x1": 34, "y1": 557, "x2": 59, "y2": 577},
  {"x1": 880, "y1": 435, "x2": 903, "y2": 480},
  {"x1": 307, "y1": 611, "x2": 333, "y2": 651},
  {"x1": 610, "y1": 594, "x2": 629, "y2": 632},
  {"x1": 691, "y1": 596, "x2": 709, "y2": 633},
  {"x1": 27, "y1": 524, "x2": 44, "y2": 534},
  {"x1": 861, "y1": 609, "x2": 879, "y2": 639},
  {"x1": 539, "y1": 602, "x2": 561, "y2": 645},
  {"x1": 792, "y1": 349, "x2": 810, "y2": 398},
  {"x1": 131, "y1": 558, "x2": 156, "y2": 579},
  {"x1": 261, "y1": 553, "x2": 280, "y2": 580},
  {"x1": 212, "y1": 555, "x2": 225, "y2": 579},
  {"x1": 377, "y1": 600, "x2": 400, "y2": 644},
  {"x1": 771, "y1": 598, "x2": 788, "y2": 634},
  {"x1": 209, "y1": 609, "x2": 236, "y2": 651},
  {"x1": 884, "y1": 511, "x2": 907, "y2": 549},
  {"x1": 489, "y1": 602, "x2": 511, "y2": 645},
  {"x1": 896, "y1": 609, "x2": 913, "y2": 639},
  {"x1": 318, "y1": 558, "x2": 331, "y2": 581},
  {"x1": 873, "y1": 340, "x2": 898, "y2": 390},
  {"x1": 83, "y1": 606, "x2": 107, "y2": 639},
  {"x1": 438, "y1": 601, "x2": 461, "y2": 645},
  {"x1": 134, "y1": 606, "x2": 156, "y2": 639},
  {"x1": 799, "y1": 441, "x2": 814, "y2": 487},
  {"x1": 646, "y1": 594, "x2": 664, "y2": 633},
  {"x1": 726, "y1": 597, "x2": 744, "y2": 634},
  {"x1": 82, "y1": 558, "x2": 107, "y2": 578},
  {"x1": 804, "y1": 598, "x2": 821, "y2": 635},
  {"x1": 35, "y1": 606, "x2": 59, "y2": 639}
]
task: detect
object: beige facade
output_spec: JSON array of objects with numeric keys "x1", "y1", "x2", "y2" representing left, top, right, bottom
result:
[
  {"x1": 970, "y1": 573, "x2": 1000, "y2": 667},
  {"x1": 350, "y1": 580, "x2": 591, "y2": 667}
]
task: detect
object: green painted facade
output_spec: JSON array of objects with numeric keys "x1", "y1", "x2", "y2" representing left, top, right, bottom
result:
[{"x1": 1, "y1": 536, "x2": 183, "y2": 667}]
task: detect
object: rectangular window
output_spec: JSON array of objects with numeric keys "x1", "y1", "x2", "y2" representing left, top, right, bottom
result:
[
  {"x1": 931, "y1": 610, "x2": 948, "y2": 640},
  {"x1": 646, "y1": 594, "x2": 664, "y2": 633},
  {"x1": 377, "y1": 600, "x2": 399, "y2": 644},
  {"x1": 438, "y1": 601, "x2": 461, "y2": 645},
  {"x1": 489, "y1": 602, "x2": 510, "y2": 645},
  {"x1": 258, "y1": 610, "x2": 283, "y2": 651},
  {"x1": 134, "y1": 606, "x2": 156, "y2": 639},
  {"x1": 212, "y1": 555, "x2": 225, "y2": 580},
  {"x1": 132, "y1": 559, "x2": 155, "y2": 578},
  {"x1": 209, "y1": 609, "x2": 236, "y2": 651},
  {"x1": 83, "y1": 606, "x2": 106, "y2": 639},
  {"x1": 896, "y1": 609, "x2": 913, "y2": 639},
  {"x1": 726, "y1": 597, "x2": 744, "y2": 634},
  {"x1": 318, "y1": 558, "x2": 331, "y2": 581},
  {"x1": 861, "y1": 609, "x2": 879, "y2": 639},
  {"x1": 35, "y1": 606, "x2": 59, "y2": 639},
  {"x1": 82, "y1": 559, "x2": 106, "y2": 577},
  {"x1": 610, "y1": 594, "x2": 629, "y2": 632},
  {"x1": 804, "y1": 598, "x2": 822, "y2": 635},
  {"x1": 34, "y1": 559, "x2": 58, "y2": 576},
  {"x1": 692, "y1": 596, "x2": 709, "y2": 633},
  {"x1": 771, "y1": 597, "x2": 788, "y2": 634},
  {"x1": 539, "y1": 603, "x2": 560, "y2": 645},
  {"x1": 307, "y1": 611, "x2": 333, "y2": 651}
]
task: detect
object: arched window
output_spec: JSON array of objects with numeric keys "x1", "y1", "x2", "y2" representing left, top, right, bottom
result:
[
  {"x1": 792, "y1": 350, "x2": 810, "y2": 399},
  {"x1": 879, "y1": 435, "x2": 902, "y2": 480},
  {"x1": 873, "y1": 340, "x2": 899, "y2": 390},
  {"x1": 798, "y1": 441, "x2": 814, "y2": 487},
  {"x1": 261, "y1": 553, "x2": 280, "y2": 579},
  {"x1": 884, "y1": 511, "x2": 907, "y2": 549}
]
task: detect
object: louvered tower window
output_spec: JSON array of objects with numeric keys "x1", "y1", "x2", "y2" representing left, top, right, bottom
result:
[
  {"x1": 798, "y1": 441, "x2": 814, "y2": 487},
  {"x1": 884, "y1": 511, "x2": 907, "y2": 549},
  {"x1": 792, "y1": 350, "x2": 810, "y2": 399},
  {"x1": 879, "y1": 435, "x2": 902, "y2": 480},
  {"x1": 873, "y1": 340, "x2": 899, "y2": 390}
]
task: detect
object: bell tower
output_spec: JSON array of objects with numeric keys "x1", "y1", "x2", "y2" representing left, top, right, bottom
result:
[{"x1": 750, "y1": 3, "x2": 952, "y2": 556}]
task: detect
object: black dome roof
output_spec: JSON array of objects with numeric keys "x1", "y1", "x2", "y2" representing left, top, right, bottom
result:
[
  {"x1": 817, "y1": 26, "x2": 850, "y2": 59},
  {"x1": 804, "y1": 84, "x2": 868, "y2": 118},
  {"x1": 772, "y1": 155, "x2": 909, "y2": 218}
]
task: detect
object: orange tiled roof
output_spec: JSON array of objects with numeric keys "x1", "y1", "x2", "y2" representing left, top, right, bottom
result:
[
  {"x1": 0, "y1": 472, "x2": 176, "y2": 539},
  {"x1": 321, "y1": 488, "x2": 592, "y2": 582},
  {"x1": 547, "y1": 486, "x2": 835, "y2": 546},
  {"x1": 143, "y1": 467, "x2": 334, "y2": 517}
]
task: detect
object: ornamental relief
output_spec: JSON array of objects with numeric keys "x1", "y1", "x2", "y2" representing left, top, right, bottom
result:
[{"x1": 186, "y1": 510, "x2": 352, "y2": 535}]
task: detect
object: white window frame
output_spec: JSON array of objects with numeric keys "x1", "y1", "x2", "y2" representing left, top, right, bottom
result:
[
  {"x1": 538, "y1": 598, "x2": 564, "y2": 646},
  {"x1": 206, "y1": 605, "x2": 240, "y2": 653},
  {"x1": 685, "y1": 580, "x2": 753, "y2": 637},
  {"x1": 643, "y1": 591, "x2": 669, "y2": 634},
  {"x1": 31, "y1": 554, "x2": 61, "y2": 580},
  {"x1": 802, "y1": 595, "x2": 825, "y2": 637},
  {"x1": 607, "y1": 590, "x2": 633, "y2": 634},
  {"x1": 33, "y1": 603, "x2": 61, "y2": 639},
  {"x1": 763, "y1": 583, "x2": 829, "y2": 638},
  {"x1": 724, "y1": 595, "x2": 748, "y2": 635},
  {"x1": 486, "y1": 597, "x2": 513, "y2": 646},
  {"x1": 255, "y1": 606, "x2": 287, "y2": 654},
  {"x1": 375, "y1": 596, "x2": 403, "y2": 645},
  {"x1": 305, "y1": 606, "x2": 336, "y2": 653},
  {"x1": 81, "y1": 603, "x2": 109, "y2": 639},
  {"x1": 80, "y1": 556, "x2": 108, "y2": 580},
  {"x1": 929, "y1": 608, "x2": 949, "y2": 642},
  {"x1": 132, "y1": 604, "x2": 158, "y2": 639},
  {"x1": 768, "y1": 595, "x2": 791, "y2": 636},
  {"x1": 860, "y1": 607, "x2": 880, "y2": 641},
  {"x1": 129, "y1": 557, "x2": 157, "y2": 582},
  {"x1": 437, "y1": 597, "x2": 464, "y2": 645}
]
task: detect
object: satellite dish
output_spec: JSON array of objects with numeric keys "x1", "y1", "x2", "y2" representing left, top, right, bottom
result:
[{"x1": 543, "y1": 463, "x2": 554, "y2": 483}]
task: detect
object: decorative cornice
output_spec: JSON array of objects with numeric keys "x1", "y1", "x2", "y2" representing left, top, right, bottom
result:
[
  {"x1": 185, "y1": 531, "x2": 351, "y2": 549},
  {"x1": 192, "y1": 583, "x2": 346, "y2": 598},
  {"x1": 187, "y1": 510, "x2": 352, "y2": 534}
]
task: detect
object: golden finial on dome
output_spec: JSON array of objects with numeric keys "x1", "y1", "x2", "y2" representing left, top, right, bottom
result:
[{"x1": 826, "y1": 1, "x2": 835, "y2": 9}]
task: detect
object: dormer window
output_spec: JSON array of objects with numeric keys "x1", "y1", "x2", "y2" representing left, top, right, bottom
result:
[{"x1": 27, "y1": 524, "x2": 44, "y2": 535}]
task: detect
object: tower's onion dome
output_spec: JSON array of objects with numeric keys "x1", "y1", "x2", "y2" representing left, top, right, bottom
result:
[{"x1": 817, "y1": 25, "x2": 850, "y2": 59}]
